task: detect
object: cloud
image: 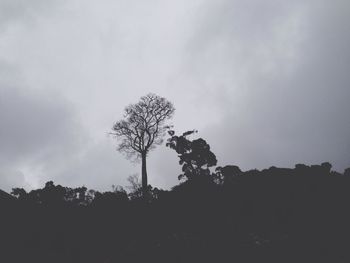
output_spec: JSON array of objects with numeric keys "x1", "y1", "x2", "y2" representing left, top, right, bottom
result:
[
  {"x1": 0, "y1": 0, "x2": 62, "y2": 32},
  {"x1": 0, "y1": 0, "x2": 349, "y2": 192},
  {"x1": 0, "y1": 62, "x2": 85, "y2": 191},
  {"x1": 185, "y1": 0, "x2": 350, "y2": 171}
]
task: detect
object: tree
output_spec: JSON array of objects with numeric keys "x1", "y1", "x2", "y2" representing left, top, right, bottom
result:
[
  {"x1": 344, "y1": 168, "x2": 350, "y2": 176},
  {"x1": 214, "y1": 165, "x2": 242, "y2": 185},
  {"x1": 126, "y1": 174, "x2": 143, "y2": 200},
  {"x1": 11, "y1": 188, "x2": 27, "y2": 200},
  {"x1": 166, "y1": 130, "x2": 217, "y2": 181},
  {"x1": 111, "y1": 93, "x2": 175, "y2": 196}
]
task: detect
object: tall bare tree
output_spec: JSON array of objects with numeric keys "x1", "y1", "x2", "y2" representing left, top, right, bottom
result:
[{"x1": 111, "y1": 93, "x2": 175, "y2": 196}]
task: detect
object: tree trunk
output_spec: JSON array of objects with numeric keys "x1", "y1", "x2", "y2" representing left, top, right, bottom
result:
[{"x1": 141, "y1": 152, "x2": 148, "y2": 197}]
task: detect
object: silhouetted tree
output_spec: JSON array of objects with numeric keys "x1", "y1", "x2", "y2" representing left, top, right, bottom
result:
[
  {"x1": 127, "y1": 174, "x2": 141, "y2": 192},
  {"x1": 112, "y1": 93, "x2": 175, "y2": 196},
  {"x1": 11, "y1": 182, "x2": 92, "y2": 206},
  {"x1": 126, "y1": 174, "x2": 143, "y2": 200},
  {"x1": 85, "y1": 189, "x2": 97, "y2": 204},
  {"x1": 321, "y1": 162, "x2": 332, "y2": 173},
  {"x1": 166, "y1": 130, "x2": 217, "y2": 181},
  {"x1": 344, "y1": 168, "x2": 350, "y2": 176},
  {"x1": 11, "y1": 188, "x2": 27, "y2": 200},
  {"x1": 215, "y1": 165, "x2": 242, "y2": 185}
]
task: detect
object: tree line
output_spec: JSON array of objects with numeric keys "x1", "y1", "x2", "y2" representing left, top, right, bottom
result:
[{"x1": 1, "y1": 93, "x2": 350, "y2": 263}]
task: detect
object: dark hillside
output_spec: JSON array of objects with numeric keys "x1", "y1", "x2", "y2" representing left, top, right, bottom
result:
[{"x1": 1, "y1": 162, "x2": 350, "y2": 263}]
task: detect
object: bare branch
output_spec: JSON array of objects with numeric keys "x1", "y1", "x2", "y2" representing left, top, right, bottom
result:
[{"x1": 112, "y1": 93, "x2": 175, "y2": 158}]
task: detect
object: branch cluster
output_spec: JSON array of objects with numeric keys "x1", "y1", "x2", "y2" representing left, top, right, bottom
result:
[{"x1": 112, "y1": 93, "x2": 175, "y2": 158}]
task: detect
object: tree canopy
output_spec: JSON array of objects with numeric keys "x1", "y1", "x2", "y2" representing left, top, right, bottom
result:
[
  {"x1": 112, "y1": 93, "x2": 175, "y2": 158},
  {"x1": 166, "y1": 130, "x2": 217, "y2": 181}
]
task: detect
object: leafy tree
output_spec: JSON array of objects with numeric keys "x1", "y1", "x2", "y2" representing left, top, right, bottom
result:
[
  {"x1": 11, "y1": 188, "x2": 27, "y2": 200},
  {"x1": 214, "y1": 165, "x2": 242, "y2": 185},
  {"x1": 111, "y1": 93, "x2": 175, "y2": 196},
  {"x1": 166, "y1": 130, "x2": 217, "y2": 181},
  {"x1": 11, "y1": 182, "x2": 91, "y2": 206}
]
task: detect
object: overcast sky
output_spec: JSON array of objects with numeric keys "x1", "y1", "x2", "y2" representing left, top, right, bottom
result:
[{"x1": 0, "y1": 0, "x2": 349, "y2": 192}]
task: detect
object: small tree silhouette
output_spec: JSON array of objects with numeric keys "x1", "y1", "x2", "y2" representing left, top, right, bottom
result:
[
  {"x1": 166, "y1": 130, "x2": 217, "y2": 181},
  {"x1": 126, "y1": 174, "x2": 143, "y2": 200}
]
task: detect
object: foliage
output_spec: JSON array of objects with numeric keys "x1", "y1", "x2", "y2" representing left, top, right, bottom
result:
[
  {"x1": 5, "y1": 161, "x2": 350, "y2": 263},
  {"x1": 166, "y1": 130, "x2": 217, "y2": 180},
  {"x1": 214, "y1": 165, "x2": 242, "y2": 185},
  {"x1": 111, "y1": 93, "x2": 175, "y2": 158}
]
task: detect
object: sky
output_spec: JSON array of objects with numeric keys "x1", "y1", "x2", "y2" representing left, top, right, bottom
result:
[{"x1": 0, "y1": 0, "x2": 349, "y2": 192}]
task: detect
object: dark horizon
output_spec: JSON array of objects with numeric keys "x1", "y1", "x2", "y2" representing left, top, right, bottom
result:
[
  {"x1": 2, "y1": 143, "x2": 350, "y2": 263},
  {"x1": 1, "y1": 159, "x2": 348, "y2": 195}
]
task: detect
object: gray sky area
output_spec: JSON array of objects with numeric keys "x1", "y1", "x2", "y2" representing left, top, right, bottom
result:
[{"x1": 0, "y1": 0, "x2": 349, "y2": 192}]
